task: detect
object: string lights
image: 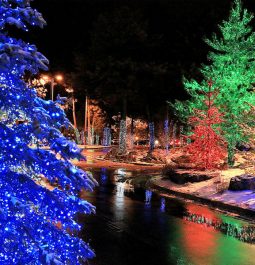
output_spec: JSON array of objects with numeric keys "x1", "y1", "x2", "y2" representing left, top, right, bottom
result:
[
  {"x1": 119, "y1": 120, "x2": 126, "y2": 153},
  {"x1": 149, "y1": 122, "x2": 154, "y2": 151},
  {"x1": 164, "y1": 119, "x2": 169, "y2": 153},
  {"x1": 103, "y1": 127, "x2": 111, "y2": 146}
]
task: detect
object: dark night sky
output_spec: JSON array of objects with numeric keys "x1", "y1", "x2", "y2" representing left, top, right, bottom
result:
[
  {"x1": 31, "y1": 0, "x2": 249, "y2": 71},
  {"x1": 21, "y1": 0, "x2": 255, "y2": 121}
]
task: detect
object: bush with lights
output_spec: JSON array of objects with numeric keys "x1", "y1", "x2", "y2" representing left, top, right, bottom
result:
[{"x1": 0, "y1": 0, "x2": 96, "y2": 264}]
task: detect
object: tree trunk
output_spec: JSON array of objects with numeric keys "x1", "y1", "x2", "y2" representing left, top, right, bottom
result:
[
  {"x1": 165, "y1": 105, "x2": 169, "y2": 152},
  {"x1": 226, "y1": 129, "x2": 236, "y2": 167},
  {"x1": 146, "y1": 105, "x2": 154, "y2": 152},
  {"x1": 227, "y1": 143, "x2": 235, "y2": 166},
  {"x1": 72, "y1": 96, "x2": 77, "y2": 129},
  {"x1": 91, "y1": 115, "x2": 95, "y2": 145},
  {"x1": 119, "y1": 94, "x2": 127, "y2": 154},
  {"x1": 130, "y1": 117, "x2": 134, "y2": 150},
  {"x1": 84, "y1": 96, "x2": 88, "y2": 144},
  {"x1": 172, "y1": 123, "x2": 176, "y2": 148},
  {"x1": 164, "y1": 119, "x2": 169, "y2": 153},
  {"x1": 87, "y1": 98, "x2": 91, "y2": 145},
  {"x1": 149, "y1": 122, "x2": 155, "y2": 152}
]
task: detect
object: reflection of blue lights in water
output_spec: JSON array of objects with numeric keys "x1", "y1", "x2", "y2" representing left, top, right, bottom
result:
[
  {"x1": 145, "y1": 190, "x2": 152, "y2": 206},
  {"x1": 160, "y1": 198, "x2": 166, "y2": 212},
  {"x1": 100, "y1": 168, "x2": 108, "y2": 184}
]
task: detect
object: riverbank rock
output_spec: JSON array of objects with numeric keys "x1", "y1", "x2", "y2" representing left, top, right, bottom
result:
[
  {"x1": 162, "y1": 166, "x2": 212, "y2": 184},
  {"x1": 229, "y1": 174, "x2": 255, "y2": 191}
]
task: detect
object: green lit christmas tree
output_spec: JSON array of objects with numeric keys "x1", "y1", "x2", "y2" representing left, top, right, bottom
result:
[{"x1": 174, "y1": 0, "x2": 255, "y2": 165}]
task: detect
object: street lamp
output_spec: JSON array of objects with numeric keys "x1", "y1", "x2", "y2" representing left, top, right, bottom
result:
[
  {"x1": 40, "y1": 74, "x2": 63, "y2": 101},
  {"x1": 55, "y1": 74, "x2": 63, "y2": 82}
]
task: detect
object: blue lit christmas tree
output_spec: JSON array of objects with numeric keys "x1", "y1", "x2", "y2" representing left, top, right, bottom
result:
[{"x1": 0, "y1": 1, "x2": 97, "y2": 264}]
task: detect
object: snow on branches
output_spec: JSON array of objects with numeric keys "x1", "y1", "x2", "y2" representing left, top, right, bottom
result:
[{"x1": 0, "y1": 0, "x2": 96, "y2": 264}]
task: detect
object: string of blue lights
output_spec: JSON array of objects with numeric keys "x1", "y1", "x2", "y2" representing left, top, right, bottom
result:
[{"x1": 0, "y1": 1, "x2": 96, "y2": 264}]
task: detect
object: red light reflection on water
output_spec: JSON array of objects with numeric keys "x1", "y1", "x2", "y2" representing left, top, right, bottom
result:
[{"x1": 181, "y1": 204, "x2": 220, "y2": 264}]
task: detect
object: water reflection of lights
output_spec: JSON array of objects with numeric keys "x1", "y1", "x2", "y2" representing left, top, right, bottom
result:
[
  {"x1": 145, "y1": 190, "x2": 152, "y2": 205},
  {"x1": 100, "y1": 168, "x2": 108, "y2": 184},
  {"x1": 116, "y1": 179, "x2": 134, "y2": 196},
  {"x1": 115, "y1": 178, "x2": 134, "y2": 221},
  {"x1": 184, "y1": 211, "x2": 255, "y2": 244},
  {"x1": 81, "y1": 168, "x2": 255, "y2": 265},
  {"x1": 116, "y1": 182, "x2": 125, "y2": 197},
  {"x1": 114, "y1": 182, "x2": 125, "y2": 222},
  {"x1": 160, "y1": 197, "x2": 166, "y2": 212}
]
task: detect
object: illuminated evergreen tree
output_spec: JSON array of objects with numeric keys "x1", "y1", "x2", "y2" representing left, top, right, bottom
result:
[
  {"x1": 186, "y1": 83, "x2": 226, "y2": 170},
  {"x1": 0, "y1": 1, "x2": 96, "y2": 263},
  {"x1": 174, "y1": 0, "x2": 255, "y2": 165}
]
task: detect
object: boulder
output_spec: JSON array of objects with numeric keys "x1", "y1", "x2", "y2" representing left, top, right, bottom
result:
[
  {"x1": 162, "y1": 167, "x2": 212, "y2": 184},
  {"x1": 229, "y1": 174, "x2": 255, "y2": 191},
  {"x1": 171, "y1": 173, "x2": 211, "y2": 184}
]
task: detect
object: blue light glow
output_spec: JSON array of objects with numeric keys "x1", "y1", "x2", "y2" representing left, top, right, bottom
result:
[{"x1": 0, "y1": 1, "x2": 96, "y2": 263}]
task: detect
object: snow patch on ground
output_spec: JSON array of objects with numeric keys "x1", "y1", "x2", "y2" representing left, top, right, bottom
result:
[
  {"x1": 153, "y1": 167, "x2": 255, "y2": 212},
  {"x1": 210, "y1": 190, "x2": 255, "y2": 210}
]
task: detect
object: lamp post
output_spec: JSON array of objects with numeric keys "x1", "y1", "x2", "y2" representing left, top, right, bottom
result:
[{"x1": 41, "y1": 74, "x2": 63, "y2": 101}]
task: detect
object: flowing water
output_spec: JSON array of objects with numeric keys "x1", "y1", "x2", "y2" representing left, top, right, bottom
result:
[{"x1": 78, "y1": 167, "x2": 255, "y2": 265}]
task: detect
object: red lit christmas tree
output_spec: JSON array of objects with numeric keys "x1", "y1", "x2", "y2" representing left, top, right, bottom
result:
[{"x1": 187, "y1": 81, "x2": 227, "y2": 169}]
